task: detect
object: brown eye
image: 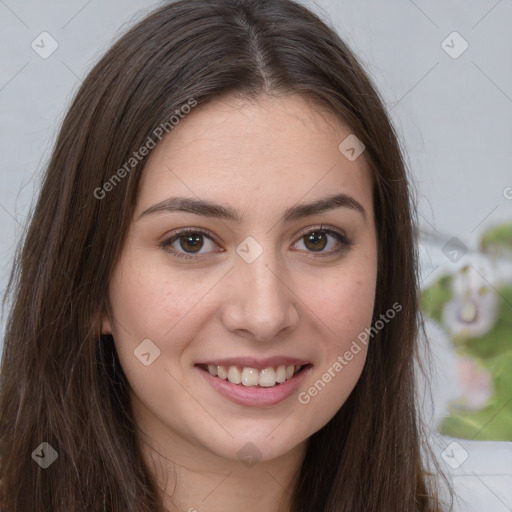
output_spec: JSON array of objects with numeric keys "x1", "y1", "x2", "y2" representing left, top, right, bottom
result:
[
  {"x1": 178, "y1": 233, "x2": 204, "y2": 253},
  {"x1": 160, "y1": 229, "x2": 220, "y2": 260},
  {"x1": 293, "y1": 227, "x2": 352, "y2": 256},
  {"x1": 303, "y1": 231, "x2": 328, "y2": 251}
]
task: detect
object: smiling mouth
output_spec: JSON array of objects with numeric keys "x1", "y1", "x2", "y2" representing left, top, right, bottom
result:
[{"x1": 197, "y1": 364, "x2": 310, "y2": 388}]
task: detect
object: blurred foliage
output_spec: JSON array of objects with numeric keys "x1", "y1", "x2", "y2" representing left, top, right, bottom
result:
[
  {"x1": 420, "y1": 221, "x2": 512, "y2": 441},
  {"x1": 480, "y1": 222, "x2": 512, "y2": 252}
]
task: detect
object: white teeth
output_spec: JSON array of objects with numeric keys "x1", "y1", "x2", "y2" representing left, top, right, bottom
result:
[
  {"x1": 227, "y1": 366, "x2": 242, "y2": 384},
  {"x1": 217, "y1": 365, "x2": 228, "y2": 379},
  {"x1": 206, "y1": 364, "x2": 305, "y2": 387},
  {"x1": 259, "y1": 367, "x2": 277, "y2": 387},
  {"x1": 241, "y1": 367, "x2": 259, "y2": 386},
  {"x1": 275, "y1": 365, "x2": 287, "y2": 383}
]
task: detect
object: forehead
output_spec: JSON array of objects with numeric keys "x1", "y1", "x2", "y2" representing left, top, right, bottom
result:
[{"x1": 136, "y1": 94, "x2": 373, "y2": 218}]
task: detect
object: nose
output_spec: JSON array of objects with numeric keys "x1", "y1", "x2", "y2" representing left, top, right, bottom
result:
[{"x1": 221, "y1": 248, "x2": 300, "y2": 342}]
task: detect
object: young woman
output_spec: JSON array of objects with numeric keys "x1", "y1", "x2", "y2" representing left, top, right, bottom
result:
[{"x1": 0, "y1": 0, "x2": 450, "y2": 510}]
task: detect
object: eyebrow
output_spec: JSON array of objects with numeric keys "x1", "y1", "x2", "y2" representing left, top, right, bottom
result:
[{"x1": 138, "y1": 193, "x2": 367, "y2": 223}]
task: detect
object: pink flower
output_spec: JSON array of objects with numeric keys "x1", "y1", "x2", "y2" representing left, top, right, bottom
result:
[{"x1": 456, "y1": 356, "x2": 493, "y2": 411}]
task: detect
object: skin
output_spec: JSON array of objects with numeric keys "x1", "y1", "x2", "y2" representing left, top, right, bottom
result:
[{"x1": 102, "y1": 94, "x2": 378, "y2": 512}]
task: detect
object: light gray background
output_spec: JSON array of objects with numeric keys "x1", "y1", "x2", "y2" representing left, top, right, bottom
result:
[{"x1": 1, "y1": 1, "x2": 511, "y2": 510}]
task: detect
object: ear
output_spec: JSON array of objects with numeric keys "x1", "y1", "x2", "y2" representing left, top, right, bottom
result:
[{"x1": 101, "y1": 315, "x2": 112, "y2": 335}]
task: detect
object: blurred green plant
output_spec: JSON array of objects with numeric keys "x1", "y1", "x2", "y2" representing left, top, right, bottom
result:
[{"x1": 420, "y1": 221, "x2": 512, "y2": 441}]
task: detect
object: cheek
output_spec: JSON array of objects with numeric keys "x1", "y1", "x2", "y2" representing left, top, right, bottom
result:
[
  {"x1": 107, "y1": 253, "x2": 225, "y2": 395},
  {"x1": 310, "y1": 272, "x2": 374, "y2": 383},
  {"x1": 107, "y1": 263, "x2": 193, "y2": 410},
  {"x1": 295, "y1": 256, "x2": 376, "y2": 425},
  {"x1": 303, "y1": 259, "x2": 377, "y2": 345},
  {"x1": 108, "y1": 254, "x2": 208, "y2": 340}
]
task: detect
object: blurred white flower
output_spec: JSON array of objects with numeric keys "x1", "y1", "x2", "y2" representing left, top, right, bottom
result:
[{"x1": 442, "y1": 263, "x2": 499, "y2": 339}]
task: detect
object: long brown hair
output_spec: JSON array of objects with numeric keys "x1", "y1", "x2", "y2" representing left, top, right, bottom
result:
[{"x1": 0, "y1": 0, "x2": 450, "y2": 510}]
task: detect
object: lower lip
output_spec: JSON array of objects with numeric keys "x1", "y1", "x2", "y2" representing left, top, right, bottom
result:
[{"x1": 197, "y1": 365, "x2": 312, "y2": 407}]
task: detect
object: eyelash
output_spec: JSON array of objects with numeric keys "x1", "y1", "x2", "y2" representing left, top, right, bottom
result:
[{"x1": 159, "y1": 225, "x2": 353, "y2": 261}]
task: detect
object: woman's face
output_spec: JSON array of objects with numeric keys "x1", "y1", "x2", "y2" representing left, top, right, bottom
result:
[{"x1": 103, "y1": 94, "x2": 377, "y2": 466}]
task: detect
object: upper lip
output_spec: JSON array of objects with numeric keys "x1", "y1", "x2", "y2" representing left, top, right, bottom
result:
[{"x1": 196, "y1": 357, "x2": 310, "y2": 370}]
